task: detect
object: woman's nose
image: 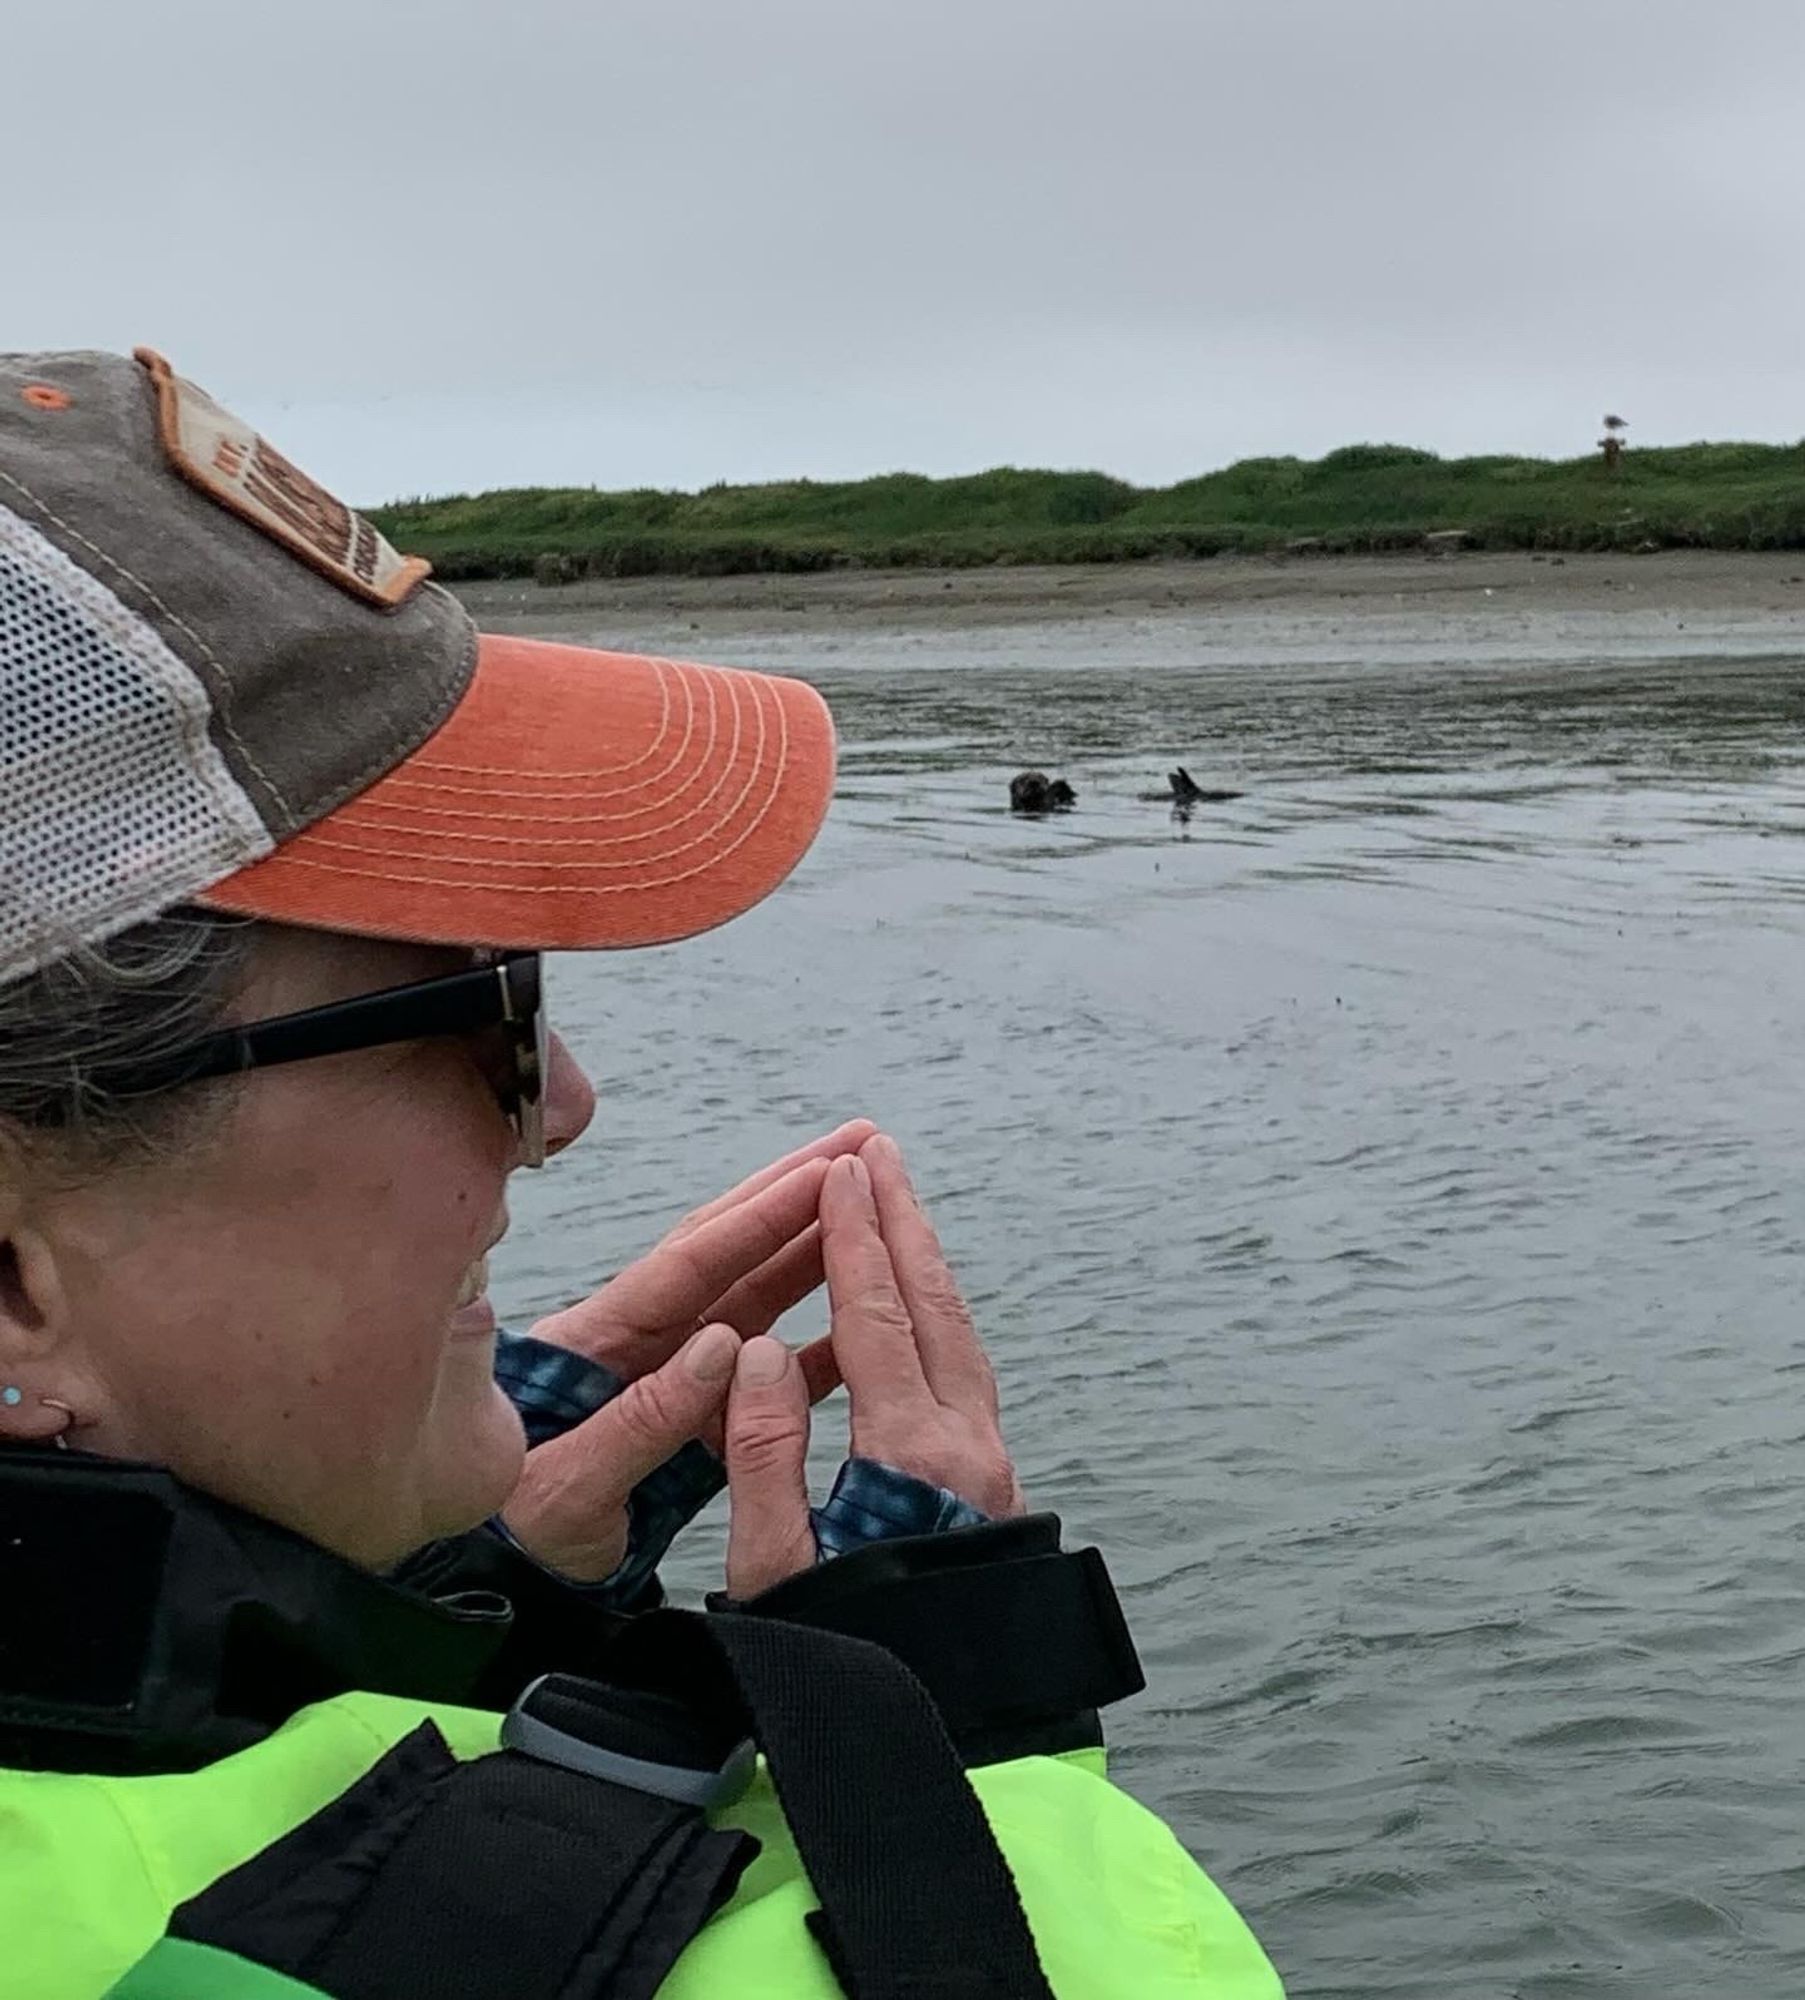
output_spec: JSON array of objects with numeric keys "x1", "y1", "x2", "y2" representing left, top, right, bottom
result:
[{"x1": 541, "y1": 1031, "x2": 597, "y2": 1159}]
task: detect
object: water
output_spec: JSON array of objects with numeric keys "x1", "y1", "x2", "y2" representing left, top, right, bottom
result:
[{"x1": 482, "y1": 591, "x2": 1805, "y2": 1998}]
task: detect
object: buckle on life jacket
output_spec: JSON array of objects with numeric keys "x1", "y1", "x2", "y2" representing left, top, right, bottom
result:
[{"x1": 502, "y1": 1669, "x2": 757, "y2": 1809}]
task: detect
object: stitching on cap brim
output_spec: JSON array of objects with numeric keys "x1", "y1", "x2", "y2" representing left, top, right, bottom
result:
[{"x1": 192, "y1": 636, "x2": 838, "y2": 950}]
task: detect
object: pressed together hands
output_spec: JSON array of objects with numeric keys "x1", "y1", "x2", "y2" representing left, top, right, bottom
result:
[{"x1": 502, "y1": 1124, "x2": 1024, "y2": 1598}]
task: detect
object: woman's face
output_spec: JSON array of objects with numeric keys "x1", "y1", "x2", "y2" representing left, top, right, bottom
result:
[{"x1": 21, "y1": 926, "x2": 595, "y2": 1568}]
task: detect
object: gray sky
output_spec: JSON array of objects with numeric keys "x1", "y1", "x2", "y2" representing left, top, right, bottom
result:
[{"x1": 12, "y1": 1, "x2": 1804, "y2": 501}]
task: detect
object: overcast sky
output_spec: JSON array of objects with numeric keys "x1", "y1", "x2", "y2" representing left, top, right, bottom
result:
[{"x1": 11, "y1": 1, "x2": 1804, "y2": 501}]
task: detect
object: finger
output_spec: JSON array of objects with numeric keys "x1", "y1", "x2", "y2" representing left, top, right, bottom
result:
[
  {"x1": 663, "y1": 1121, "x2": 880, "y2": 1243},
  {"x1": 859, "y1": 1134, "x2": 998, "y2": 1416},
  {"x1": 502, "y1": 1322, "x2": 741, "y2": 1580},
  {"x1": 702, "y1": 1329, "x2": 838, "y2": 1457},
  {"x1": 608, "y1": 1158, "x2": 832, "y2": 1333},
  {"x1": 821, "y1": 1154, "x2": 931, "y2": 1410},
  {"x1": 724, "y1": 1337, "x2": 816, "y2": 1598},
  {"x1": 533, "y1": 1157, "x2": 831, "y2": 1370},
  {"x1": 705, "y1": 1223, "x2": 823, "y2": 1341},
  {"x1": 798, "y1": 1334, "x2": 842, "y2": 1407}
]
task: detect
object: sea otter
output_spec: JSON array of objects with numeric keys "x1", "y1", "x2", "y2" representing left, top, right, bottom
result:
[{"x1": 1009, "y1": 770, "x2": 1078, "y2": 814}]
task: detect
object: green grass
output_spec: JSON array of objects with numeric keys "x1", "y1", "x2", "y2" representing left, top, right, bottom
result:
[{"x1": 366, "y1": 442, "x2": 1805, "y2": 582}]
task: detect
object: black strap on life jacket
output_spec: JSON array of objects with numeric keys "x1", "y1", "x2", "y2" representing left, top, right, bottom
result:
[
  {"x1": 642, "y1": 1609, "x2": 1061, "y2": 2000},
  {"x1": 167, "y1": 1604, "x2": 1058, "y2": 2000},
  {"x1": 716, "y1": 1512, "x2": 1144, "y2": 1769},
  {"x1": 169, "y1": 1712, "x2": 754, "y2": 2000}
]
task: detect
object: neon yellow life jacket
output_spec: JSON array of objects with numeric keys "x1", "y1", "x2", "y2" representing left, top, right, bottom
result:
[{"x1": 2, "y1": 1688, "x2": 1284, "y2": 1999}]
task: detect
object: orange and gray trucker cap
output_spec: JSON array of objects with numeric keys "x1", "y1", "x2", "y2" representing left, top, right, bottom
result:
[{"x1": 0, "y1": 348, "x2": 836, "y2": 985}]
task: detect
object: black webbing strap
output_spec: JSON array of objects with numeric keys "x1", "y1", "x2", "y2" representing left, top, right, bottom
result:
[
  {"x1": 168, "y1": 1720, "x2": 755, "y2": 2000},
  {"x1": 609, "y1": 1610, "x2": 1059, "y2": 2000},
  {"x1": 727, "y1": 1532, "x2": 1144, "y2": 1761}
]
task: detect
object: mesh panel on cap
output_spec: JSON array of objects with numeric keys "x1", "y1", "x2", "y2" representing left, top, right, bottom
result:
[{"x1": 0, "y1": 501, "x2": 270, "y2": 984}]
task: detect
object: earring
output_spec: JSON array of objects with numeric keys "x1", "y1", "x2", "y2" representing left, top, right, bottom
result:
[{"x1": 1, "y1": 1389, "x2": 78, "y2": 1451}]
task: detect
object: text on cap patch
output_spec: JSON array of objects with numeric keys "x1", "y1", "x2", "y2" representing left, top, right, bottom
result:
[{"x1": 134, "y1": 348, "x2": 430, "y2": 609}]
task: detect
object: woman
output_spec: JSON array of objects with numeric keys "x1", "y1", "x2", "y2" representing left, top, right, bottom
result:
[{"x1": 0, "y1": 348, "x2": 1282, "y2": 1998}]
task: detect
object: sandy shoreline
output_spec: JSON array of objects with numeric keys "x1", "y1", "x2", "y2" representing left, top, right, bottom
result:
[{"x1": 453, "y1": 549, "x2": 1805, "y2": 635}]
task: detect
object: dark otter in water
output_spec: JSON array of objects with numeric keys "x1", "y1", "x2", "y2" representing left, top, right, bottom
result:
[
  {"x1": 1138, "y1": 766, "x2": 1244, "y2": 806},
  {"x1": 1009, "y1": 770, "x2": 1077, "y2": 814}
]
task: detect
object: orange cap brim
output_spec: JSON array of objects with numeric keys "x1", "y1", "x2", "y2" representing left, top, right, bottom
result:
[{"x1": 195, "y1": 635, "x2": 836, "y2": 949}]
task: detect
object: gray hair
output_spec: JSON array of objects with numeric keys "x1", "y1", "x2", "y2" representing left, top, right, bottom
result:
[{"x1": 0, "y1": 906, "x2": 260, "y2": 1167}]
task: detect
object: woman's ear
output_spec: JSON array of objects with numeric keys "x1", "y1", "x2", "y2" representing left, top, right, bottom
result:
[{"x1": 0, "y1": 1187, "x2": 83, "y2": 1446}]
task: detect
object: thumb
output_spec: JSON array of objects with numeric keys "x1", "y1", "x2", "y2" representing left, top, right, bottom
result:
[
  {"x1": 504, "y1": 1321, "x2": 740, "y2": 1581},
  {"x1": 724, "y1": 1336, "x2": 815, "y2": 1599}
]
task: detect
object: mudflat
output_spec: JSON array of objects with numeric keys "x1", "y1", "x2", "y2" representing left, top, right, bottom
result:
[{"x1": 454, "y1": 548, "x2": 1805, "y2": 637}]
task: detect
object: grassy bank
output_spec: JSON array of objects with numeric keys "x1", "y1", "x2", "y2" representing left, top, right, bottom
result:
[{"x1": 368, "y1": 443, "x2": 1805, "y2": 582}]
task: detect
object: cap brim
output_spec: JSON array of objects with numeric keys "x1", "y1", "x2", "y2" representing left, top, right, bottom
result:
[{"x1": 194, "y1": 634, "x2": 836, "y2": 950}]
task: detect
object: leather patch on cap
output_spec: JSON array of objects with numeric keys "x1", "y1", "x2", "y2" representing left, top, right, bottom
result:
[{"x1": 134, "y1": 348, "x2": 430, "y2": 608}]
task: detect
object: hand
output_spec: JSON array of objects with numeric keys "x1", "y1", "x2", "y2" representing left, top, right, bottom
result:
[
  {"x1": 500, "y1": 1120, "x2": 874, "y2": 1580},
  {"x1": 723, "y1": 1133, "x2": 1025, "y2": 1598}
]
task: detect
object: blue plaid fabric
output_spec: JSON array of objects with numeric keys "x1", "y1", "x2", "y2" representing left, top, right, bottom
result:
[
  {"x1": 808, "y1": 1454, "x2": 990, "y2": 1559},
  {"x1": 489, "y1": 1328, "x2": 987, "y2": 1605}
]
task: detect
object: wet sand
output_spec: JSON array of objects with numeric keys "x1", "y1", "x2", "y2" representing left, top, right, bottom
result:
[{"x1": 454, "y1": 548, "x2": 1805, "y2": 636}]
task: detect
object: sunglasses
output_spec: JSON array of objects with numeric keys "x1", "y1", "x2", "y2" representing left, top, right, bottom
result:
[{"x1": 95, "y1": 950, "x2": 550, "y2": 1168}]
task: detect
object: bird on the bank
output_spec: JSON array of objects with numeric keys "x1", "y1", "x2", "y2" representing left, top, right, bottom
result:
[{"x1": 1602, "y1": 414, "x2": 1627, "y2": 431}]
